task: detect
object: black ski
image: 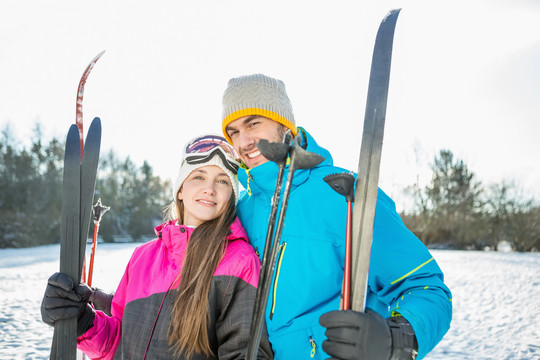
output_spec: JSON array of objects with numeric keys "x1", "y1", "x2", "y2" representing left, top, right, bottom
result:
[
  {"x1": 79, "y1": 118, "x2": 102, "y2": 274},
  {"x1": 50, "y1": 117, "x2": 101, "y2": 359},
  {"x1": 350, "y1": 9, "x2": 401, "y2": 312},
  {"x1": 50, "y1": 124, "x2": 81, "y2": 360}
]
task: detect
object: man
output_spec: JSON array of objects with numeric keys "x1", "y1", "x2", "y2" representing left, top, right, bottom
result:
[{"x1": 222, "y1": 74, "x2": 452, "y2": 360}]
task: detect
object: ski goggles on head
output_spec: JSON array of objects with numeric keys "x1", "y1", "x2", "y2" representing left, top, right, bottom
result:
[{"x1": 184, "y1": 134, "x2": 240, "y2": 174}]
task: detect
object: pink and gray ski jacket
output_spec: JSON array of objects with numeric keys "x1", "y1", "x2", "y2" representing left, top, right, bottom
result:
[{"x1": 77, "y1": 217, "x2": 273, "y2": 360}]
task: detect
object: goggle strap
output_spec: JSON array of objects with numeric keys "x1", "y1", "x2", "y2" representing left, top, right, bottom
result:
[{"x1": 185, "y1": 148, "x2": 239, "y2": 174}]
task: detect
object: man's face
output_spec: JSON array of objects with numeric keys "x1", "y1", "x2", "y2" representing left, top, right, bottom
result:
[{"x1": 225, "y1": 115, "x2": 286, "y2": 169}]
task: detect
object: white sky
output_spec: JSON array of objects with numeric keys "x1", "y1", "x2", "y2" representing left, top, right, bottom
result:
[{"x1": 1, "y1": 0, "x2": 539, "y2": 210}]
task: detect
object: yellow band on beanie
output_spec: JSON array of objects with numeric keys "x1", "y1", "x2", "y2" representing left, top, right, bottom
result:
[{"x1": 222, "y1": 107, "x2": 297, "y2": 144}]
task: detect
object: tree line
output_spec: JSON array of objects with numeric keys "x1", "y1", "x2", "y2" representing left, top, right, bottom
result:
[
  {"x1": 1, "y1": 125, "x2": 538, "y2": 251},
  {"x1": 0, "y1": 123, "x2": 170, "y2": 248},
  {"x1": 401, "y1": 150, "x2": 540, "y2": 252}
]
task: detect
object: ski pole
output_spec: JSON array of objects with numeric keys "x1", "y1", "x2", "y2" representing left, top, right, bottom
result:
[
  {"x1": 248, "y1": 131, "x2": 292, "y2": 346},
  {"x1": 87, "y1": 198, "x2": 110, "y2": 287},
  {"x1": 246, "y1": 132, "x2": 291, "y2": 360},
  {"x1": 246, "y1": 134, "x2": 324, "y2": 360},
  {"x1": 323, "y1": 172, "x2": 355, "y2": 310}
]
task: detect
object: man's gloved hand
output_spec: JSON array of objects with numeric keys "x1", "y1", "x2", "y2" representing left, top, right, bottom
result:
[
  {"x1": 319, "y1": 309, "x2": 418, "y2": 360},
  {"x1": 40, "y1": 272, "x2": 95, "y2": 337}
]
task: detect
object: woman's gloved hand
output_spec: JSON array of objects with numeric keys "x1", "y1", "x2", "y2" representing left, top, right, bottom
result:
[{"x1": 40, "y1": 272, "x2": 95, "y2": 336}]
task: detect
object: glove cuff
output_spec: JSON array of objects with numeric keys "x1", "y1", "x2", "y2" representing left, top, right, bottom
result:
[
  {"x1": 90, "y1": 287, "x2": 114, "y2": 316},
  {"x1": 388, "y1": 316, "x2": 418, "y2": 360},
  {"x1": 77, "y1": 305, "x2": 96, "y2": 337}
]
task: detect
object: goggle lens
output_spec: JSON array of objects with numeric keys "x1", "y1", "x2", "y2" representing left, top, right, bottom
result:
[
  {"x1": 185, "y1": 135, "x2": 238, "y2": 159},
  {"x1": 184, "y1": 135, "x2": 240, "y2": 174}
]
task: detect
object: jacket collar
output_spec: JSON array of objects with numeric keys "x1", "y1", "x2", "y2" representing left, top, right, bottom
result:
[
  {"x1": 154, "y1": 217, "x2": 249, "y2": 263},
  {"x1": 237, "y1": 128, "x2": 333, "y2": 197}
]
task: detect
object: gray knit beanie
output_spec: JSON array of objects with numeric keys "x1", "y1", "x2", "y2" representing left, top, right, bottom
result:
[{"x1": 222, "y1": 74, "x2": 297, "y2": 143}]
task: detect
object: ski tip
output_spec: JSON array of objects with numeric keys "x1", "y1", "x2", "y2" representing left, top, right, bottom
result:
[
  {"x1": 93, "y1": 50, "x2": 106, "y2": 61},
  {"x1": 386, "y1": 8, "x2": 401, "y2": 19},
  {"x1": 381, "y1": 8, "x2": 401, "y2": 23},
  {"x1": 89, "y1": 117, "x2": 101, "y2": 126},
  {"x1": 67, "y1": 123, "x2": 80, "y2": 139},
  {"x1": 88, "y1": 117, "x2": 102, "y2": 135},
  {"x1": 65, "y1": 124, "x2": 81, "y2": 157}
]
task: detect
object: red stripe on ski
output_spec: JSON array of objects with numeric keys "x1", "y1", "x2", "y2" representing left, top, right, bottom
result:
[{"x1": 75, "y1": 50, "x2": 105, "y2": 159}]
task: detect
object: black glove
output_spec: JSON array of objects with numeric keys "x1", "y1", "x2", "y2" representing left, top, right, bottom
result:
[
  {"x1": 319, "y1": 309, "x2": 418, "y2": 360},
  {"x1": 40, "y1": 272, "x2": 95, "y2": 337},
  {"x1": 89, "y1": 287, "x2": 114, "y2": 316}
]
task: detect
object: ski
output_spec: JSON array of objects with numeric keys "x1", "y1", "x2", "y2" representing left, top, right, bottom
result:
[
  {"x1": 350, "y1": 9, "x2": 401, "y2": 312},
  {"x1": 50, "y1": 124, "x2": 81, "y2": 360},
  {"x1": 50, "y1": 118, "x2": 101, "y2": 360},
  {"x1": 76, "y1": 50, "x2": 105, "y2": 157},
  {"x1": 79, "y1": 118, "x2": 102, "y2": 274}
]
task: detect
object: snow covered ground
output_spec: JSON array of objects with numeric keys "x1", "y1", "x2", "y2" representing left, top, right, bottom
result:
[{"x1": 1, "y1": 244, "x2": 539, "y2": 359}]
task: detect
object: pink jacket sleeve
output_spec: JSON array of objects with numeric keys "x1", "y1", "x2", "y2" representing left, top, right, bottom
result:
[{"x1": 76, "y1": 260, "x2": 131, "y2": 359}]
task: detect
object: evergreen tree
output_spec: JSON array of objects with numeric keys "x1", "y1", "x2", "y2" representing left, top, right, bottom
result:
[
  {"x1": 408, "y1": 150, "x2": 483, "y2": 249},
  {"x1": 0, "y1": 122, "x2": 170, "y2": 248},
  {"x1": 127, "y1": 161, "x2": 171, "y2": 240},
  {"x1": 0, "y1": 124, "x2": 63, "y2": 248},
  {"x1": 94, "y1": 151, "x2": 171, "y2": 242}
]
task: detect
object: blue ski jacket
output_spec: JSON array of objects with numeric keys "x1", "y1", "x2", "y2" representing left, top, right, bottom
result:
[{"x1": 235, "y1": 128, "x2": 452, "y2": 360}]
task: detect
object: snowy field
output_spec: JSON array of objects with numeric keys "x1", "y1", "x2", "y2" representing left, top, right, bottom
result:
[{"x1": 1, "y1": 244, "x2": 539, "y2": 359}]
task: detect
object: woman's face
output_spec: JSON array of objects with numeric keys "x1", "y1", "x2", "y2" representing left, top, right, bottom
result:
[{"x1": 178, "y1": 165, "x2": 232, "y2": 227}]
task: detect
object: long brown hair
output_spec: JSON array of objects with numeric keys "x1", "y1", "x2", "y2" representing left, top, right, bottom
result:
[{"x1": 166, "y1": 189, "x2": 236, "y2": 358}]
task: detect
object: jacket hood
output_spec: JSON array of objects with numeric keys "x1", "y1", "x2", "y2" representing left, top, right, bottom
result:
[
  {"x1": 237, "y1": 127, "x2": 333, "y2": 195},
  {"x1": 153, "y1": 217, "x2": 249, "y2": 264}
]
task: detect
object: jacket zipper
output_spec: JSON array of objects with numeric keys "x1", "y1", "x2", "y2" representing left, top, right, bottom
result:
[
  {"x1": 309, "y1": 336, "x2": 317, "y2": 358},
  {"x1": 269, "y1": 242, "x2": 287, "y2": 320}
]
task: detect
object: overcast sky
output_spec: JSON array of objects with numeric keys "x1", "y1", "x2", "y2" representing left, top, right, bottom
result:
[{"x1": 1, "y1": 0, "x2": 539, "y2": 210}]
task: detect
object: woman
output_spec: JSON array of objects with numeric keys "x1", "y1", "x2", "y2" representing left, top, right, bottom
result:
[{"x1": 41, "y1": 134, "x2": 273, "y2": 360}]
